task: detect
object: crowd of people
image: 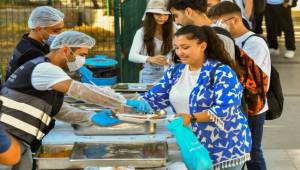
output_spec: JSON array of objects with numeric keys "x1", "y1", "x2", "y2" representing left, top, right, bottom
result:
[{"x1": 0, "y1": 0, "x2": 296, "y2": 169}]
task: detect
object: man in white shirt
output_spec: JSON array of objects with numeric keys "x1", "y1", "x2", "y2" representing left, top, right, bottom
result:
[
  {"x1": 208, "y1": 2, "x2": 271, "y2": 170},
  {"x1": 1, "y1": 31, "x2": 149, "y2": 170}
]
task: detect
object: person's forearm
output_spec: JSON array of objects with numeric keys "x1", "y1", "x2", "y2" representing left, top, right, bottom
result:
[
  {"x1": 128, "y1": 53, "x2": 149, "y2": 63},
  {"x1": 244, "y1": 0, "x2": 253, "y2": 18},
  {"x1": 67, "y1": 81, "x2": 126, "y2": 109},
  {"x1": 55, "y1": 102, "x2": 93, "y2": 124}
]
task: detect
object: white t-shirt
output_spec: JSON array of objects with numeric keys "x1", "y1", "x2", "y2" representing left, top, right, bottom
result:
[
  {"x1": 235, "y1": 31, "x2": 271, "y2": 114},
  {"x1": 128, "y1": 27, "x2": 172, "y2": 64},
  {"x1": 169, "y1": 65, "x2": 201, "y2": 113},
  {"x1": 31, "y1": 62, "x2": 71, "y2": 91},
  {"x1": 209, "y1": 25, "x2": 236, "y2": 60},
  {"x1": 217, "y1": 33, "x2": 236, "y2": 60}
]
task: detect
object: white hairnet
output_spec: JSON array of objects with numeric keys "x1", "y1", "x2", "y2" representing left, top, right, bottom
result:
[
  {"x1": 50, "y1": 31, "x2": 96, "y2": 49},
  {"x1": 28, "y1": 6, "x2": 64, "y2": 29}
]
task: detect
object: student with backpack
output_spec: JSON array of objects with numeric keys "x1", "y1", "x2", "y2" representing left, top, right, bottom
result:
[{"x1": 208, "y1": 2, "x2": 271, "y2": 170}]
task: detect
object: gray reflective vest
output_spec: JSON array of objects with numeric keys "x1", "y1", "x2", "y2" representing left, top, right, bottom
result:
[{"x1": 0, "y1": 57, "x2": 64, "y2": 149}]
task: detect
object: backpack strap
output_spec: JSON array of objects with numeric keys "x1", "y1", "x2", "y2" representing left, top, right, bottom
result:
[{"x1": 241, "y1": 33, "x2": 266, "y2": 48}]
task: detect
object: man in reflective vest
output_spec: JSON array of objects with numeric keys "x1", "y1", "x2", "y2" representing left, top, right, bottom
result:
[{"x1": 0, "y1": 30, "x2": 150, "y2": 170}]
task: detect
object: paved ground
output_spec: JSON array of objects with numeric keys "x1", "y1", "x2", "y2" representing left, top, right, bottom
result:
[{"x1": 261, "y1": 9, "x2": 300, "y2": 170}]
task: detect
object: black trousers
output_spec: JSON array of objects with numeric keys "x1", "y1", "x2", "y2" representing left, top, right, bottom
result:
[
  {"x1": 265, "y1": 4, "x2": 296, "y2": 50},
  {"x1": 252, "y1": 12, "x2": 264, "y2": 34}
]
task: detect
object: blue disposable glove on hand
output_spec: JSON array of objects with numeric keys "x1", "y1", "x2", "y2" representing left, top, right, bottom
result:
[
  {"x1": 126, "y1": 99, "x2": 152, "y2": 113},
  {"x1": 90, "y1": 109, "x2": 122, "y2": 126}
]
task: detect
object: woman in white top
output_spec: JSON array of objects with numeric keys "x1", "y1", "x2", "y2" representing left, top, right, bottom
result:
[{"x1": 129, "y1": 0, "x2": 174, "y2": 83}]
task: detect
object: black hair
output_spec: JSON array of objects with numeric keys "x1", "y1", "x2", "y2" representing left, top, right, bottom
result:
[
  {"x1": 174, "y1": 25, "x2": 238, "y2": 73},
  {"x1": 143, "y1": 13, "x2": 174, "y2": 56},
  {"x1": 167, "y1": 0, "x2": 207, "y2": 13},
  {"x1": 207, "y1": 1, "x2": 241, "y2": 18}
]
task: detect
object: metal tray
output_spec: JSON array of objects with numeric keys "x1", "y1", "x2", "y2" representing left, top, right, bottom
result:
[
  {"x1": 34, "y1": 145, "x2": 78, "y2": 169},
  {"x1": 111, "y1": 83, "x2": 153, "y2": 92},
  {"x1": 70, "y1": 142, "x2": 168, "y2": 168},
  {"x1": 72, "y1": 121, "x2": 156, "y2": 135}
]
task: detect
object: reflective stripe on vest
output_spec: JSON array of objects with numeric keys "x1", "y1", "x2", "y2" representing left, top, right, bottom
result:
[
  {"x1": 0, "y1": 96, "x2": 51, "y2": 126},
  {"x1": 0, "y1": 114, "x2": 45, "y2": 140}
]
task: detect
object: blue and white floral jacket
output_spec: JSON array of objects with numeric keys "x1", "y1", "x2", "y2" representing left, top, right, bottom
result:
[{"x1": 142, "y1": 59, "x2": 252, "y2": 169}]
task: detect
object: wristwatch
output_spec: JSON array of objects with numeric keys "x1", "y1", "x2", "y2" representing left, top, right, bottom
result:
[{"x1": 190, "y1": 114, "x2": 197, "y2": 123}]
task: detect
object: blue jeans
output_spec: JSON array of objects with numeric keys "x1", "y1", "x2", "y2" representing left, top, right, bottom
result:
[
  {"x1": 246, "y1": 112, "x2": 267, "y2": 170},
  {"x1": 139, "y1": 63, "x2": 164, "y2": 83}
]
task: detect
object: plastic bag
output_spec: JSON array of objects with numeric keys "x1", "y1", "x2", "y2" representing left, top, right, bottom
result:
[{"x1": 166, "y1": 117, "x2": 213, "y2": 170}]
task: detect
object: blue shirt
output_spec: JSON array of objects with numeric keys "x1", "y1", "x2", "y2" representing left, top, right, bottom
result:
[
  {"x1": 142, "y1": 59, "x2": 252, "y2": 167},
  {"x1": 267, "y1": 0, "x2": 284, "y2": 5},
  {"x1": 0, "y1": 126, "x2": 11, "y2": 153}
]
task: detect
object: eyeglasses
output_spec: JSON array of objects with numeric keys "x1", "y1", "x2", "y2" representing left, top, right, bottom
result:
[{"x1": 222, "y1": 17, "x2": 234, "y2": 23}]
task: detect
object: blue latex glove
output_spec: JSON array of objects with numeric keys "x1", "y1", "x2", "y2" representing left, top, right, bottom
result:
[
  {"x1": 90, "y1": 109, "x2": 122, "y2": 126},
  {"x1": 126, "y1": 99, "x2": 152, "y2": 113}
]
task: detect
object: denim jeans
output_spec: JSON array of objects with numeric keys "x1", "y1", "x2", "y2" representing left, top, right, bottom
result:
[
  {"x1": 246, "y1": 112, "x2": 267, "y2": 170},
  {"x1": 139, "y1": 63, "x2": 164, "y2": 83}
]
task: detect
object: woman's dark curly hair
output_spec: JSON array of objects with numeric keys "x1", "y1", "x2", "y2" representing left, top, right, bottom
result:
[
  {"x1": 174, "y1": 25, "x2": 240, "y2": 74},
  {"x1": 143, "y1": 13, "x2": 174, "y2": 56}
]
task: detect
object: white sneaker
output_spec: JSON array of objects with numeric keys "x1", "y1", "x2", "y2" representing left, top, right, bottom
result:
[
  {"x1": 269, "y1": 48, "x2": 280, "y2": 56},
  {"x1": 284, "y1": 50, "x2": 295, "y2": 58}
]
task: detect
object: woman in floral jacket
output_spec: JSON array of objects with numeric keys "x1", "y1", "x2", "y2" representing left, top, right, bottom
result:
[{"x1": 138, "y1": 25, "x2": 252, "y2": 170}]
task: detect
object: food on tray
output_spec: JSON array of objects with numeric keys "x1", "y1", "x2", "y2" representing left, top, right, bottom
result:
[
  {"x1": 112, "y1": 83, "x2": 153, "y2": 91},
  {"x1": 38, "y1": 150, "x2": 72, "y2": 158}
]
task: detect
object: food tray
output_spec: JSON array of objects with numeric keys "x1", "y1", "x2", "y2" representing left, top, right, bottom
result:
[
  {"x1": 111, "y1": 83, "x2": 153, "y2": 92},
  {"x1": 34, "y1": 145, "x2": 77, "y2": 169},
  {"x1": 69, "y1": 142, "x2": 168, "y2": 168}
]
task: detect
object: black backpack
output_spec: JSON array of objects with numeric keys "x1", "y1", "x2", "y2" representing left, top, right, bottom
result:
[
  {"x1": 265, "y1": 65, "x2": 284, "y2": 120},
  {"x1": 241, "y1": 34, "x2": 284, "y2": 120}
]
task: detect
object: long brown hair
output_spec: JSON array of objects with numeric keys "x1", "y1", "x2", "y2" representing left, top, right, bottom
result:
[
  {"x1": 143, "y1": 13, "x2": 173, "y2": 56},
  {"x1": 174, "y1": 25, "x2": 240, "y2": 74}
]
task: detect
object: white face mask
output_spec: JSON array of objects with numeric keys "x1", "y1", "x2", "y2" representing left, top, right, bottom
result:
[
  {"x1": 213, "y1": 19, "x2": 230, "y2": 32},
  {"x1": 66, "y1": 55, "x2": 86, "y2": 72}
]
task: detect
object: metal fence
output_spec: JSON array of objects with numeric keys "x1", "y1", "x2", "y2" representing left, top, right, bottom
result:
[
  {"x1": 0, "y1": 0, "x2": 116, "y2": 78},
  {"x1": 120, "y1": 0, "x2": 147, "y2": 82},
  {"x1": 0, "y1": 0, "x2": 147, "y2": 83}
]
